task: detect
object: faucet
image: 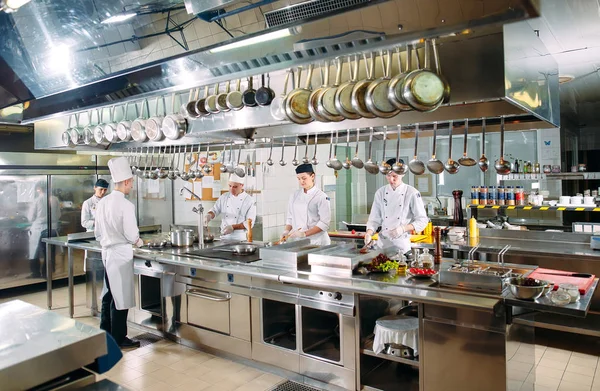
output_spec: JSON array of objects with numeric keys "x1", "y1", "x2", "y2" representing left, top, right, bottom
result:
[{"x1": 180, "y1": 187, "x2": 206, "y2": 249}]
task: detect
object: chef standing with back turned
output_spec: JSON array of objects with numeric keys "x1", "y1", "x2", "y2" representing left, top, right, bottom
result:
[
  {"x1": 364, "y1": 159, "x2": 429, "y2": 255},
  {"x1": 95, "y1": 157, "x2": 143, "y2": 348}
]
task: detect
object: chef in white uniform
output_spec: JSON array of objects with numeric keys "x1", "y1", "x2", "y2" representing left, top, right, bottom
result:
[
  {"x1": 95, "y1": 157, "x2": 143, "y2": 348},
  {"x1": 81, "y1": 179, "x2": 109, "y2": 232},
  {"x1": 28, "y1": 183, "x2": 61, "y2": 279},
  {"x1": 204, "y1": 173, "x2": 256, "y2": 241},
  {"x1": 281, "y1": 163, "x2": 331, "y2": 246},
  {"x1": 364, "y1": 159, "x2": 428, "y2": 254}
]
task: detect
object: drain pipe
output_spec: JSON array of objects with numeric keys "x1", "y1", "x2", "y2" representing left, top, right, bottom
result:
[{"x1": 179, "y1": 187, "x2": 205, "y2": 249}]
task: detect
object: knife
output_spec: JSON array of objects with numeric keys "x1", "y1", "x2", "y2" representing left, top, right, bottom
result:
[
  {"x1": 252, "y1": 149, "x2": 256, "y2": 177},
  {"x1": 245, "y1": 154, "x2": 251, "y2": 176}
]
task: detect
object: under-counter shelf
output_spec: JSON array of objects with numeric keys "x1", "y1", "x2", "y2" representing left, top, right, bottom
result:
[
  {"x1": 361, "y1": 337, "x2": 420, "y2": 368},
  {"x1": 469, "y1": 204, "x2": 600, "y2": 212}
]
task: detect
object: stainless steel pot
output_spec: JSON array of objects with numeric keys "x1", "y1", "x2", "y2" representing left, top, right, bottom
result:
[
  {"x1": 170, "y1": 229, "x2": 196, "y2": 247},
  {"x1": 384, "y1": 343, "x2": 414, "y2": 359}
]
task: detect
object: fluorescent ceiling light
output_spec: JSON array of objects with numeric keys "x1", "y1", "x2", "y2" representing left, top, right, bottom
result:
[
  {"x1": 209, "y1": 29, "x2": 292, "y2": 54},
  {"x1": 101, "y1": 12, "x2": 136, "y2": 24},
  {"x1": 2, "y1": 0, "x2": 31, "y2": 12}
]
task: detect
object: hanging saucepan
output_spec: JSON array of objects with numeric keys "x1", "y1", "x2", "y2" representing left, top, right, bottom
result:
[
  {"x1": 186, "y1": 88, "x2": 201, "y2": 118},
  {"x1": 271, "y1": 71, "x2": 291, "y2": 120},
  {"x1": 163, "y1": 93, "x2": 188, "y2": 140},
  {"x1": 351, "y1": 52, "x2": 376, "y2": 118},
  {"x1": 131, "y1": 100, "x2": 149, "y2": 143},
  {"x1": 180, "y1": 89, "x2": 194, "y2": 118},
  {"x1": 458, "y1": 118, "x2": 476, "y2": 166},
  {"x1": 431, "y1": 38, "x2": 451, "y2": 104},
  {"x1": 242, "y1": 76, "x2": 257, "y2": 107},
  {"x1": 317, "y1": 57, "x2": 344, "y2": 122},
  {"x1": 216, "y1": 81, "x2": 231, "y2": 112},
  {"x1": 68, "y1": 112, "x2": 84, "y2": 146},
  {"x1": 62, "y1": 114, "x2": 75, "y2": 147},
  {"x1": 402, "y1": 40, "x2": 445, "y2": 112},
  {"x1": 444, "y1": 120, "x2": 459, "y2": 174},
  {"x1": 426, "y1": 122, "x2": 444, "y2": 174},
  {"x1": 194, "y1": 86, "x2": 211, "y2": 117},
  {"x1": 226, "y1": 79, "x2": 244, "y2": 111},
  {"x1": 494, "y1": 117, "x2": 511, "y2": 175},
  {"x1": 365, "y1": 50, "x2": 400, "y2": 118},
  {"x1": 255, "y1": 74, "x2": 274, "y2": 106},
  {"x1": 116, "y1": 102, "x2": 133, "y2": 142},
  {"x1": 205, "y1": 83, "x2": 220, "y2": 114},
  {"x1": 103, "y1": 106, "x2": 119, "y2": 144},
  {"x1": 335, "y1": 54, "x2": 361, "y2": 120},
  {"x1": 82, "y1": 110, "x2": 97, "y2": 146},
  {"x1": 284, "y1": 64, "x2": 315, "y2": 124},
  {"x1": 145, "y1": 96, "x2": 165, "y2": 142},
  {"x1": 388, "y1": 45, "x2": 412, "y2": 111},
  {"x1": 308, "y1": 62, "x2": 331, "y2": 122},
  {"x1": 93, "y1": 108, "x2": 110, "y2": 147}
]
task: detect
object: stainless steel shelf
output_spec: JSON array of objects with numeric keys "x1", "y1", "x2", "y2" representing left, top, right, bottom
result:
[
  {"x1": 469, "y1": 205, "x2": 600, "y2": 212},
  {"x1": 361, "y1": 338, "x2": 420, "y2": 368}
]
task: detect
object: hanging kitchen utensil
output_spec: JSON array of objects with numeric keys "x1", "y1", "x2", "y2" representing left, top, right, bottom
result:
[
  {"x1": 325, "y1": 131, "x2": 334, "y2": 168},
  {"x1": 392, "y1": 125, "x2": 407, "y2": 175},
  {"x1": 289, "y1": 138, "x2": 298, "y2": 166},
  {"x1": 216, "y1": 81, "x2": 231, "y2": 112},
  {"x1": 317, "y1": 57, "x2": 344, "y2": 122},
  {"x1": 186, "y1": 145, "x2": 196, "y2": 180},
  {"x1": 408, "y1": 124, "x2": 425, "y2": 175},
  {"x1": 131, "y1": 100, "x2": 149, "y2": 142},
  {"x1": 203, "y1": 143, "x2": 213, "y2": 174},
  {"x1": 335, "y1": 54, "x2": 361, "y2": 120},
  {"x1": 158, "y1": 147, "x2": 169, "y2": 179},
  {"x1": 329, "y1": 130, "x2": 343, "y2": 170},
  {"x1": 194, "y1": 86, "x2": 211, "y2": 117},
  {"x1": 255, "y1": 74, "x2": 274, "y2": 106},
  {"x1": 130, "y1": 147, "x2": 138, "y2": 174},
  {"x1": 279, "y1": 139, "x2": 287, "y2": 166},
  {"x1": 284, "y1": 64, "x2": 315, "y2": 124},
  {"x1": 366, "y1": 50, "x2": 400, "y2": 118},
  {"x1": 135, "y1": 147, "x2": 144, "y2": 177},
  {"x1": 185, "y1": 89, "x2": 200, "y2": 118},
  {"x1": 444, "y1": 120, "x2": 460, "y2": 174},
  {"x1": 116, "y1": 103, "x2": 133, "y2": 142},
  {"x1": 427, "y1": 122, "x2": 444, "y2": 174},
  {"x1": 308, "y1": 62, "x2": 331, "y2": 122},
  {"x1": 149, "y1": 147, "x2": 160, "y2": 180},
  {"x1": 402, "y1": 40, "x2": 445, "y2": 112},
  {"x1": 310, "y1": 134, "x2": 319, "y2": 165},
  {"x1": 302, "y1": 133, "x2": 310, "y2": 164},
  {"x1": 167, "y1": 146, "x2": 177, "y2": 180},
  {"x1": 68, "y1": 112, "x2": 84, "y2": 145},
  {"x1": 163, "y1": 93, "x2": 188, "y2": 140},
  {"x1": 431, "y1": 38, "x2": 451, "y2": 104},
  {"x1": 146, "y1": 96, "x2": 165, "y2": 142},
  {"x1": 342, "y1": 129, "x2": 352, "y2": 169},
  {"x1": 494, "y1": 117, "x2": 511, "y2": 175},
  {"x1": 62, "y1": 114, "x2": 75, "y2": 147},
  {"x1": 351, "y1": 128, "x2": 364, "y2": 169},
  {"x1": 458, "y1": 119, "x2": 476, "y2": 166},
  {"x1": 364, "y1": 128, "x2": 379, "y2": 174},
  {"x1": 93, "y1": 108, "x2": 110, "y2": 146},
  {"x1": 479, "y1": 118, "x2": 489, "y2": 172},
  {"x1": 180, "y1": 145, "x2": 191, "y2": 181},
  {"x1": 234, "y1": 145, "x2": 246, "y2": 178},
  {"x1": 242, "y1": 76, "x2": 257, "y2": 107},
  {"x1": 271, "y1": 71, "x2": 291, "y2": 120},
  {"x1": 266, "y1": 138, "x2": 274, "y2": 166},
  {"x1": 219, "y1": 143, "x2": 228, "y2": 173},
  {"x1": 378, "y1": 126, "x2": 391, "y2": 174},
  {"x1": 144, "y1": 146, "x2": 155, "y2": 179},
  {"x1": 103, "y1": 106, "x2": 119, "y2": 144},
  {"x1": 194, "y1": 144, "x2": 204, "y2": 178},
  {"x1": 351, "y1": 52, "x2": 376, "y2": 118},
  {"x1": 388, "y1": 45, "x2": 412, "y2": 111},
  {"x1": 82, "y1": 110, "x2": 96, "y2": 146},
  {"x1": 205, "y1": 83, "x2": 220, "y2": 114},
  {"x1": 226, "y1": 79, "x2": 244, "y2": 111},
  {"x1": 226, "y1": 142, "x2": 235, "y2": 173}
]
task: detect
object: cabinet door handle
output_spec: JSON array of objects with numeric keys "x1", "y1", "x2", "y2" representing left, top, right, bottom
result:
[{"x1": 186, "y1": 289, "x2": 230, "y2": 302}]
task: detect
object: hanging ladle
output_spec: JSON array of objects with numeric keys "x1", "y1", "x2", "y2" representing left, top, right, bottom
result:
[
  {"x1": 427, "y1": 122, "x2": 444, "y2": 174},
  {"x1": 494, "y1": 116, "x2": 511, "y2": 175},
  {"x1": 458, "y1": 118, "x2": 477, "y2": 166},
  {"x1": 194, "y1": 144, "x2": 204, "y2": 178},
  {"x1": 203, "y1": 143, "x2": 213, "y2": 174},
  {"x1": 219, "y1": 144, "x2": 228, "y2": 173},
  {"x1": 408, "y1": 124, "x2": 426, "y2": 175},
  {"x1": 180, "y1": 145, "x2": 191, "y2": 181},
  {"x1": 342, "y1": 129, "x2": 352, "y2": 169},
  {"x1": 351, "y1": 128, "x2": 364, "y2": 169},
  {"x1": 479, "y1": 117, "x2": 489, "y2": 172},
  {"x1": 392, "y1": 124, "x2": 407, "y2": 175},
  {"x1": 234, "y1": 144, "x2": 246, "y2": 177},
  {"x1": 173, "y1": 145, "x2": 182, "y2": 178},
  {"x1": 310, "y1": 134, "x2": 319, "y2": 165},
  {"x1": 329, "y1": 130, "x2": 343, "y2": 170},
  {"x1": 167, "y1": 146, "x2": 178, "y2": 180},
  {"x1": 279, "y1": 139, "x2": 287, "y2": 166},
  {"x1": 226, "y1": 142, "x2": 235, "y2": 173},
  {"x1": 144, "y1": 146, "x2": 155, "y2": 179},
  {"x1": 325, "y1": 131, "x2": 334, "y2": 168},
  {"x1": 266, "y1": 138, "x2": 274, "y2": 166},
  {"x1": 302, "y1": 133, "x2": 310, "y2": 164},
  {"x1": 378, "y1": 126, "x2": 391, "y2": 175},
  {"x1": 364, "y1": 128, "x2": 380, "y2": 175},
  {"x1": 444, "y1": 120, "x2": 460, "y2": 175},
  {"x1": 292, "y1": 138, "x2": 300, "y2": 166}
]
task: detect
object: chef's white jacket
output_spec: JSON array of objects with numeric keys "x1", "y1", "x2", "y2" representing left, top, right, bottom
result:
[
  {"x1": 81, "y1": 195, "x2": 101, "y2": 232},
  {"x1": 367, "y1": 183, "x2": 428, "y2": 254},
  {"x1": 209, "y1": 191, "x2": 256, "y2": 241},
  {"x1": 286, "y1": 186, "x2": 331, "y2": 245}
]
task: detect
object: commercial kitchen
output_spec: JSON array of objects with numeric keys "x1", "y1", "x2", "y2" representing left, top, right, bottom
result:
[{"x1": 2, "y1": 0, "x2": 600, "y2": 390}]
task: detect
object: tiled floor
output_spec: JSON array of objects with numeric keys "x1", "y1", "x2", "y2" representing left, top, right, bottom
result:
[
  {"x1": 2, "y1": 282, "x2": 600, "y2": 391},
  {"x1": 0, "y1": 283, "x2": 285, "y2": 391}
]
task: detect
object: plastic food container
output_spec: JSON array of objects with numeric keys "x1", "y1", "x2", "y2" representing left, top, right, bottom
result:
[{"x1": 557, "y1": 283, "x2": 580, "y2": 303}]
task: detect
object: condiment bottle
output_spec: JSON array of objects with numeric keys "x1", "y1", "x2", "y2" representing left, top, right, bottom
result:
[
  {"x1": 506, "y1": 186, "x2": 515, "y2": 206},
  {"x1": 419, "y1": 248, "x2": 434, "y2": 269},
  {"x1": 469, "y1": 217, "x2": 479, "y2": 238},
  {"x1": 479, "y1": 186, "x2": 488, "y2": 206},
  {"x1": 488, "y1": 186, "x2": 496, "y2": 205},
  {"x1": 471, "y1": 186, "x2": 479, "y2": 205},
  {"x1": 497, "y1": 186, "x2": 506, "y2": 206},
  {"x1": 433, "y1": 227, "x2": 442, "y2": 264},
  {"x1": 397, "y1": 254, "x2": 407, "y2": 275},
  {"x1": 515, "y1": 186, "x2": 525, "y2": 206},
  {"x1": 247, "y1": 218, "x2": 253, "y2": 242}
]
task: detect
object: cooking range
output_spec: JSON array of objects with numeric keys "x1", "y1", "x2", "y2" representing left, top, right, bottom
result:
[{"x1": 183, "y1": 243, "x2": 262, "y2": 263}]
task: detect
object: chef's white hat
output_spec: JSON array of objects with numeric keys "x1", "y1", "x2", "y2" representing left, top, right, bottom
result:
[
  {"x1": 108, "y1": 157, "x2": 133, "y2": 183},
  {"x1": 228, "y1": 173, "x2": 244, "y2": 184}
]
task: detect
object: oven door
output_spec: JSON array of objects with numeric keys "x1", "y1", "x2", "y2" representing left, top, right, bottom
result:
[{"x1": 185, "y1": 286, "x2": 231, "y2": 335}]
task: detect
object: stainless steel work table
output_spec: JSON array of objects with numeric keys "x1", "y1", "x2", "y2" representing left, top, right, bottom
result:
[{"x1": 0, "y1": 300, "x2": 107, "y2": 391}]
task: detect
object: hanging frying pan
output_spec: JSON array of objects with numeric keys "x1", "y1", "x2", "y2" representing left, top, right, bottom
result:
[
  {"x1": 365, "y1": 50, "x2": 400, "y2": 118},
  {"x1": 145, "y1": 96, "x2": 165, "y2": 142},
  {"x1": 186, "y1": 88, "x2": 201, "y2": 118},
  {"x1": 334, "y1": 54, "x2": 361, "y2": 120},
  {"x1": 255, "y1": 74, "x2": 274, "y2": 106},
  {"x1": 163, "y1": 93, "x2": 188, "y2": 140},
  {"x1": 205, "y1": 83, "x2": 220, "y2": 114},
  {"x1": 402, "y1": 40, "x2": 445, "y2": 112},
  {"x1": 103, "y1": 106, "x2": 119, "y2": 144},
  {"x1": 388, "y1": 45, "x2": 412, "y2": 111},
  {"x1": 270, "y1": 71, "x2": 291, "y2": 120},
  {"x1": 82, "y1": 110, "x2": 97, "y2": 146},
  {"x1": 216, "y1": 81, "x2": 231, "y2": 112},
  {"x1": 308, "y1": 61, "x2": 331, "y2": 122},
  {"x1": 116, "y1": 102, "x2": 133, "y2": 142},
  {"x1": 351, "y1": 52, "x2": 376, "y2": 118},
  {"x1": 226, "y1": 79, "x2": 244, "y2": 111},
  {"x1": 316, "y1": 57, "x2": 344, "y2": 122},
  {"x1": 242, "y1": 76, "x2": 257, "y2": 107},
  {"x1": 284, "y1": 64, "x2": 315, "y2": 124},
  {"x1": 131, "y1": 100, "x2": 149, "y2": 143}
]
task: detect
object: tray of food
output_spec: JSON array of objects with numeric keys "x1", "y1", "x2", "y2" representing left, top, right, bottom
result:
[{"x1": 407, "y1": 267, "x2": 437, "y2": 279}]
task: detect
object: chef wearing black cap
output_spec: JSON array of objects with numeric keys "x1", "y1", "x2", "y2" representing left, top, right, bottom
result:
[
  {"x1": 281, "y1": 163, "x2": 331, "y2": 245},
  {"x1": 364, "y1": 159, "x2": 428, "y2": 254},
  {"x1": 81, "y1": 178, "x2": 109, "y2": 232}
]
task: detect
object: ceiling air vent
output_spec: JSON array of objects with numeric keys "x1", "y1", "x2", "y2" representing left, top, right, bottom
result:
[{"x1": 265, "y1": 0, "x2": 372, "y2": 28}]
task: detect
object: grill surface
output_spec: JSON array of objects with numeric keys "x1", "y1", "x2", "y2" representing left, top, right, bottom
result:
[
  {"x1": 270, "y1": 380, "x2": 323, "y2": 391},
  {"x1": 265, "y1": 0, "x2": 371, "y2": 28}
]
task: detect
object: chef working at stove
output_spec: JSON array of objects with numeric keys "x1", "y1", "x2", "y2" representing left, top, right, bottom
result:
[
  {"x1": 364, "y1": 159, "x2": 428, "y2": 254},
  {"x1": 81, "y1": 179, "x2": 109, "y2": 232},
  {"x1": 280, "y1": 163, "x2": 331, "y2": 246},
  {"x1": 204, "y1": 173, "x2": 256, "y2": 240},
  {"x1": 95, "y1": 157, "x2": 143, "y2": 348}
]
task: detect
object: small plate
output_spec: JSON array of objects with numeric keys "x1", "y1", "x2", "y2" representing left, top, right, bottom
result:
[{"x1": 406, "y1": 269, "x2": 437, "y2": 279}]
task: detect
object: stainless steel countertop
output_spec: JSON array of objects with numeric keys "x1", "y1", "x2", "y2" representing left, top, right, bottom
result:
[
  {"x1": 43, "y1": 237, "x2": 596, "y2": 316},
  {"x1": 0, "y1": 300, "x2": 107, "y2": 391}
]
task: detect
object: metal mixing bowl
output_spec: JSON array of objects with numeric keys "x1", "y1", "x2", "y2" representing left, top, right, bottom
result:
[{"x1": 507, "y1": 277, "x2": 546, "y2": 300}]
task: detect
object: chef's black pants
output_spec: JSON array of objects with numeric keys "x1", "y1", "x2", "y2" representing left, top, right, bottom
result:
[{"x1": 100, "y1": 273, "x2": 129, "y2": 345}]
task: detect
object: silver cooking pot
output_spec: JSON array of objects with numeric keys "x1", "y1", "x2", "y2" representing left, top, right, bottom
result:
[
  {"x1": 170, "y1": 229, "x2": 196, "y2": 247},
  {"x1": 384, "y1": 343, "x2": 415, "y2": 359}
]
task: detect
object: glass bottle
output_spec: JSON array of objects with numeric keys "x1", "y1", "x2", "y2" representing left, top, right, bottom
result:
[
  {"x1": 488, "y1": 186, "x2": 496, "y2": 205},
  {"x1": 506, "y1": 186, "x2": 515, "y2": 206},
  {"x1": 515, "y1": 186, "x2": 525, "y2": 206},
  {"x1": 419, "y1": 248, "x2": 434, "y2": 269},
  {"x1": 471, "y1": 186, "x2": 479, "y2": 205},
  {"x1": 497, "y1": 186, "x2": 506, "y2": 206}
]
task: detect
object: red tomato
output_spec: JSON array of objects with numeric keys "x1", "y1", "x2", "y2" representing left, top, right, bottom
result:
[{"x1": 351, "y1": 230, "x2": 356, "y2": 234}]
